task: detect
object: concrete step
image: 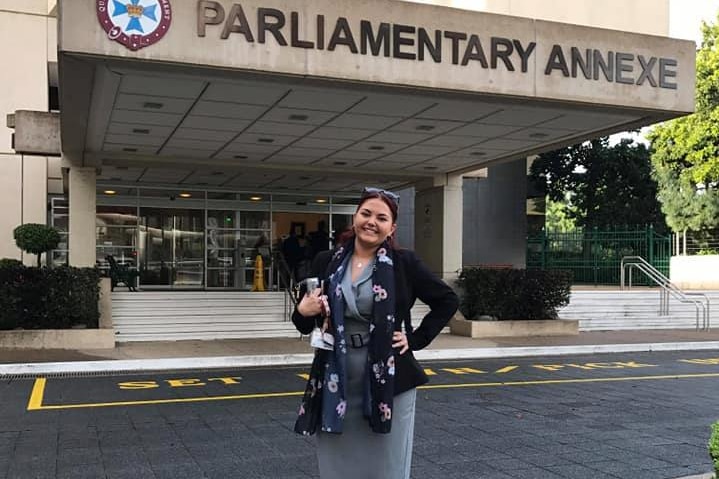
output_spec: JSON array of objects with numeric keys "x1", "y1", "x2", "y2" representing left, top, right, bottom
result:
[
  {"x1": 112, "y1": 291, "x2": 432, "y2": 342},
  {"x1": 562, "y1": 289, "x2": 715, "y2": 331}
]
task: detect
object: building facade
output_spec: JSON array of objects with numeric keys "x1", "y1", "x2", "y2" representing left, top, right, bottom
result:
[{"x1": 1, "y1": 0, "x2": 693, "y2": 293}]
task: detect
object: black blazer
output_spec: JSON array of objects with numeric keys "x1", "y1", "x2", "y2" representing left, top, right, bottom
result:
[{"x1": 292, "y1": 248, "x2": 459, "y2": 394}]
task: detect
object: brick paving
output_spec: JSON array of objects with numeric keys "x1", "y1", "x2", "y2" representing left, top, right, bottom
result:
[{"x1": 0, "y1": 350, "x2": 716, "y2": 478}]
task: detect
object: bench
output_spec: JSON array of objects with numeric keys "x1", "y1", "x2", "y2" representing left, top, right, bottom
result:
[{"x1": 105, "y1": 255, "x2": 139, "y2": 292}]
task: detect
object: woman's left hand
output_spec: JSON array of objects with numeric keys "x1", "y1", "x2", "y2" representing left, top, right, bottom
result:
[{"x1": 392, "y1": 331, "x2": 409, "y2": 355}]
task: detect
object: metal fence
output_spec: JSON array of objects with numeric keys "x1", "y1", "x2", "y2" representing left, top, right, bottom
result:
[
  {"x1": 673, "y1": 229, "x2": 719, "y2": 256},
  {"x1": 527, "y1": 226, "x2": 671, "y2": 285}
]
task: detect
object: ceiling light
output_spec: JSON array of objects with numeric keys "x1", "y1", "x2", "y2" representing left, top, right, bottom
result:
[
  {"x1": 369, "y1": 146, "x2": 385, "y2": 151},
  {"x1": 529, "y1": 132, "x2": 550, "y2": 139},
  {"x1": 234, "y1": 155, "x2": 248, "y2": 159},
  {"x1": 415, "y1": 125, "x2": 436, "y2": 131},
  {"x1": 123, "y1": 147, "x2": 138, "y2": 152},
  {"x1": 132, "y1": 128, "x2": 150, "y2": 134},
  {"x1": 179, "y1": 192, "x2": 192, "y2": 198},
  {"x1": 316, "y1": 198, "x2": 327, "y2": 203},
  {"x1": 103, "y1": 190, "x2": 117, "y2": 195},
  {"x1": 250, "y1": 196, "x2": 262, "y2": 201},
  {"x1": 289, "y1": 114, "x2": 309, "y2": 121},
  {"x1": 143, "y1": 102, "x2": 164, "y2": 109}
]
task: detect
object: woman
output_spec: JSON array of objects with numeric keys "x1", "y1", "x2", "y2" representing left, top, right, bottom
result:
[{"x1": 292, "y1": 187, "x2": 459, "y2": 479}]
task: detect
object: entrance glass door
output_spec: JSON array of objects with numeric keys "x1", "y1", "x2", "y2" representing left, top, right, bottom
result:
[
  {"x1": 138, "y1": 208, "x2": 205, "y2": 288},
  {"x1": 206, "y1": 210, "x2": 271, "y2": 290}
]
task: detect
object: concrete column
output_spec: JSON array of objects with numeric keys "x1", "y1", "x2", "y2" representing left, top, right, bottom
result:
[
  {"x1": 98, "y1": 277, "x2": 113, "y2": 329},
  {"x1": 68, "y1": 166, "x2": 96, "y2": 267},
  {"x1": 462, "y1": 159, "x2": 527, "y2": 268},
  {"x1": 22, "y1": 155, "x2": 49, "y2": 266},
  {"x1": 414, "y1": 174, "x2": 463, "y2": 281}
]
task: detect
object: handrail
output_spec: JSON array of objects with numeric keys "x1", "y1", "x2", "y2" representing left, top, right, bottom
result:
[
  {"x1": 621, "y1": 256, "x2": 710, "y2": 331},
  {"x1": 272, "y1": 250, "x2": 297, "y2": 323}
]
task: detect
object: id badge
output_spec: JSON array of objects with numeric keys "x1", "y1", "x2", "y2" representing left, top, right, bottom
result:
[{"x1": 310, "y1": 327, "x2": 334, "y2": 351}]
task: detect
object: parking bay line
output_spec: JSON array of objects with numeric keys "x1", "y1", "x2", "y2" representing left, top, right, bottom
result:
[{"x1": 26, "y1": 372, "x2": 719, "y2": 411}]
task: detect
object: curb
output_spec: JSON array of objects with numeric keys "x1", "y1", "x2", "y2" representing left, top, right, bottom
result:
[{"x1": 1, "y1": 341, "x2": 719, "y2": 376}]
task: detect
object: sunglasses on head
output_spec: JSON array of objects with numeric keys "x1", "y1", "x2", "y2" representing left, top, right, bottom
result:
[{"x1": 362, "y1": 187, "x2": 400, "y2": 204}]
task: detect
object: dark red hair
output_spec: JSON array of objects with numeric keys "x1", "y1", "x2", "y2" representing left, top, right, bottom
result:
[{"x1": 336, "y1": 191, "x2": 399, "y2": 248}]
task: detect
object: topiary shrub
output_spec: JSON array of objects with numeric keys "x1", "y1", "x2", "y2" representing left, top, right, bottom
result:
[
  {"x1": 710, "y1": 421, "x2": 719, "y2": 477},
  {"x1": 13, "y1": 224, "x2": 61, "y2": 267},
  {"x1": 457, "y1": 268, "x2": 572, "y2": 320}
]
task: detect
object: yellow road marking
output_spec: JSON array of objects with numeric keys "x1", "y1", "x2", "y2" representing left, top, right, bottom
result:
[
  {"x1": 680, "y1": 358, "x2": 719, "y2": 365},
  {"x1": 26, "y1": 377, "x2": 46, "y2": 411},
  {"x1": 26, "y1": 372, "x2": 719, "y2": 411},
  {"x1": 495, "y1": 365, "x2": 519, "y2": 374},
  {"x1": 418, "y1": 372, "x2": 719, "y2": 390},
  {"x1": 441, "y1": 367, "x2": 485, "y2": 374}
]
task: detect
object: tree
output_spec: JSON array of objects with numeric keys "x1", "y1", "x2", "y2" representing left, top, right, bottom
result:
[
  {"x1": 530, "y1": 137, "x2": 666, "y2": 231},
  {"x1": 648, "y1": 15, "x2": 719, "y2": 232},
  {"x1": 13, "y1": 224, "x2": 61, "y2": 267},
  {"x1": 544, "y1": 196, "x2": 578, "y2": 233}
]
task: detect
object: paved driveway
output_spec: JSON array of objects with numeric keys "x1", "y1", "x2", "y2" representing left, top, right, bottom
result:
[{"x1": 0, "y1": 350, "x2": 717, "y2": 478}]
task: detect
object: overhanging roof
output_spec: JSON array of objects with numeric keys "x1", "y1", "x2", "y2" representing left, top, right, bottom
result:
[{"x1": 57, "y1": 0, "x2": 696, "y2": 194}]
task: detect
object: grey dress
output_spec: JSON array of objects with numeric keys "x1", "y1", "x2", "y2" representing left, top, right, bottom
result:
[{"x1": 317, "y1": 261, "x2": 417, "y2": 479}]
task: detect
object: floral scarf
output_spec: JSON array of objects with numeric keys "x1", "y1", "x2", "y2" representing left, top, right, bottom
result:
[{"x1": 294, "y1": 239, "x2": 397, "y2": 435}]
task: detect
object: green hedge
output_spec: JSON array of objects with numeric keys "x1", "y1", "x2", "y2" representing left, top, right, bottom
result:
[
  {"x1": 0, "y1": 265, "x2": 100, "y2": 330},
  {"x1": 710, "y1": 421, "x2": 719, "y2": 477},
  {"x1": 457, "y1": 268, "x2": 572, "y2": 320}
]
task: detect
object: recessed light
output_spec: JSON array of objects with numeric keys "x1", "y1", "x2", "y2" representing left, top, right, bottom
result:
[
  {"x1": 369, "y1": 146, "x2": 385, "y2": 151},
  {"x1": 316, "y1": 198, "x2": 327, "y2": 203},
  {"x1": 123, "y1": 147, "x2": 138, "y2": 152},
  {"x1": 423, "y1": 166, "x2": 438, "y2": 170},
  {"x1": 179, "y1": 192, "x2": 192, "y2": 198},
  {"x1": 415, "y1": 125, "x2": 436, "y2": 131},
  {"x1": 333, "y1": 161, "x2": 348, "y2": 166},
  {"x1": 103, "y1": 190, "x2": 117, "y2": 195},
  {"x1": 234, "y1": 155, "x2": 248, "y2": 159},
  {"x1": 258, "y1": 138, "x2": 274, "y2": 143},
  {"x1": 289, "y1": 114, "x2": 309, "y2": 121},
  {"x1": 250, "y1": 196, "x2": 262, "y2": 201},
  {"x1": 529, "y1": 132, "x2": 550, "y2": 138},
  {"x1": 143, "y1": 102, "x2": 164, "y2": 109},
  {"x1": 470, "y1": 151, "x2": 487, "y2": 157},
  {"x1": 132, "y1": 128, "x2": 150, "y2": 134}
]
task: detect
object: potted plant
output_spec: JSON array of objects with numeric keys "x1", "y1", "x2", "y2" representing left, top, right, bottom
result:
[
  {"x1": 451, "y1": 267, "x2": 577, "y2": 338},
  {"x1": 710, "y1": 421, "x2": 719, "y2": 478}
]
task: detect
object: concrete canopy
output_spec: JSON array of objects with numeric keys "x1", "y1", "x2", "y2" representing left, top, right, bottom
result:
[{"x1": 57, "y1": 0, "x2": 695, "y2": 194}]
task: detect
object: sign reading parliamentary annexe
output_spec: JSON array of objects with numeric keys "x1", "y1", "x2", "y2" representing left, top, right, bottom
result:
[{"x1": 197, "y1": 0, "x2": 679, "y2": 89}]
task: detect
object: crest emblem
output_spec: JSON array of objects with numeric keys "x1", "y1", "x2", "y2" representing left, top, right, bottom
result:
[{"x1": 96, "y1": 0, "x2": 172, "y2": 51}]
